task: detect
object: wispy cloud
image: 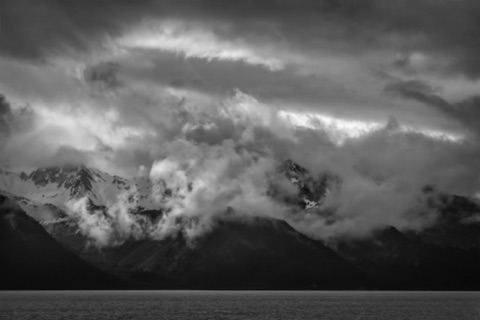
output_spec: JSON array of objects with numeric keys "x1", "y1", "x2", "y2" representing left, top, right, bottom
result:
[
  {"x1": 116, "y1": 20, "x2": 285, "y2": 71},
  {"x1": 279, "y1": 110, "x2": 463, "y2": 144}
]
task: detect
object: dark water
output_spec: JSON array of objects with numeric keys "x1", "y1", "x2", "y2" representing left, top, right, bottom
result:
[{"x1": 0, "y1": 291, "x2": 478, "y2": 320}]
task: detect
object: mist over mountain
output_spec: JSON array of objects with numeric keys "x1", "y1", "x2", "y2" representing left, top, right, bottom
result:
[
  {"x1": 0, "y1": 195, "x2": 122, "y2": 290},
  {"x1": 3, "y1": 158, "x2": 472, "y2": 247},
  {"x1": 0, "y1": 159, "x2": 478, "y2": 290}
]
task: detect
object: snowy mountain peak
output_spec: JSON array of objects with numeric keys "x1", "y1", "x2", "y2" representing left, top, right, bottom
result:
[
  {"x1": 284, "y1": 159, "x2": 308, "y2": 176},
  {"x1": 28, "y1": 166, "x2": 98, "y2": 197},
  {"x1": 0, "y1": 165, "x2": 156, "y2": 217},
  {"x1": 1, "y1": 160, "x2": 339, "y2": 224},
  {"x1": 281, "y1": 159, "x2": 340, "y2": 209}
]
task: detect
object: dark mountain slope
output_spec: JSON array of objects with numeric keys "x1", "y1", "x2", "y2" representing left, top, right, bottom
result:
[
  {"x1": 48, "y1": 215, "x2": 371, "y2": 289},
  {"x1": 0, "y1": 195, "x2": 123, "y2": 290},
  {"x1": 414, "y1": 194, "x2": 480, "y2": 250},
  {"x1": 333, "y1": 226, "x2": 480, "y2": 290}
]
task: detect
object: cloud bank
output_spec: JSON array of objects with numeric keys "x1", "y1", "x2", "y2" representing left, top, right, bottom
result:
[{"x1": 54, "y1": 89, "x2": 480, "y2": 246}]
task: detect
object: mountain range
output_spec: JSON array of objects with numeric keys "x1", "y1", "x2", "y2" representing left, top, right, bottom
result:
[{"x1": 0, "y1": 161, "x2": 478, "y2": 290}]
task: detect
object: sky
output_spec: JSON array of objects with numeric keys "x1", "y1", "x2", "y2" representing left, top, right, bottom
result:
[{"x1": 1, "y1": 0, "x2": 480, "y2": 239}]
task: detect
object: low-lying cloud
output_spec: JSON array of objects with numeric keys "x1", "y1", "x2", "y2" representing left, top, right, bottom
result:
[{"x1": 55, "y1": 88, "x2": 480, "y2": 246}]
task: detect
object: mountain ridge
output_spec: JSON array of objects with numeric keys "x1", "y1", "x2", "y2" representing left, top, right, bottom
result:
[{"x1": 0, "y1": 161, "x2": 479, "y2": 290}]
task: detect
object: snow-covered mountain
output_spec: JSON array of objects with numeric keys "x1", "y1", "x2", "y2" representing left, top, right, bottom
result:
[
  {"x1": 0, "y1": 166, "x2": 155, "y2": 218},
  {"x1": 0, "y1": 160, "x2": 336, "y2": 223},
  {"x1": 1, "y1": 163, "x2": 478, "y2": 291},
  {"x1": 280, "y1": 159, "x2": 340, "y2": 209}
]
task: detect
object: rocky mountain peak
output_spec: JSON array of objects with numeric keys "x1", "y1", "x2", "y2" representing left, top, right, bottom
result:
[
  {"x1": 280, "y1": 159, "x2": 340, "y2": 209},
  {"x1": 28, "y1": 165, "x2": 97, "y2": 198}
]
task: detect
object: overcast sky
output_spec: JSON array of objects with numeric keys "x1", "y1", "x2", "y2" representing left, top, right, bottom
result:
[
  {"x1": 1, "y1": 0, "x2": 480, "y2": 238},
  {"x1": 1, "y1": 0, "x2": 479, "y2": 168}
]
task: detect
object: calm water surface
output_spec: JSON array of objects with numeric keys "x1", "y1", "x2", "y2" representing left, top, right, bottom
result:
[{"x1": 0, "y1": 291, "x2": 478, "y2": 320}]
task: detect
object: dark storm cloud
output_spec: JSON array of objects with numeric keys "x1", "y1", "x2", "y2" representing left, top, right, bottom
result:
[
  {"x1": 2, "y1": 0, "x2": 479, "y2": 79},
  {"x1": 0, "y1": 93, "x2": 36, "y2": 168},
  {"x1": 163, "y1": 0, "x2": 480, "y2": 79},
  {"x1": 84, "y1": 62, "x2": 123, "y2": 92},
  {"x1": 385, "y1": 79, "x2": 480, "y2": 134},
  {"x1": 384, "y1": 80, "x2": 452, "y2": 115},
  {"x1": 0, "y1": 94, "x2": 33, "y2": 137},
  {"x1": 0, "y1": 0, "x2": 153, "y2": 60},
  {"x1": 117, "y1": 50, "x2": 348, "y2": 105},
  {"x1": 0, "y1": 94, "x2": 12, "y2": 135}
]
